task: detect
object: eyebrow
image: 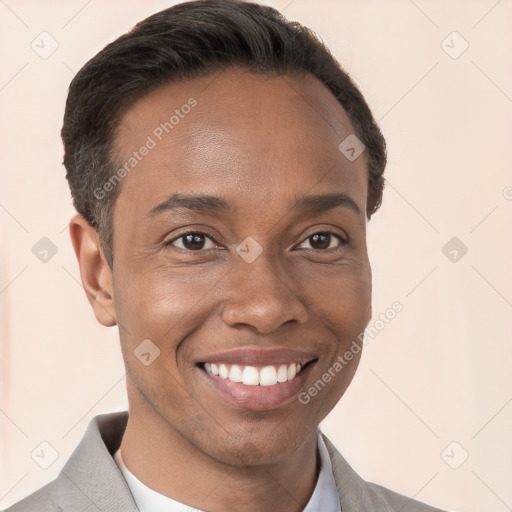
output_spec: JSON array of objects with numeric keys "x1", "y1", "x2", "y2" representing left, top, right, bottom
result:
[
  {"x1": 293, "y1": 192, "x2": 362, "y2": 218},
  {"x1": 148, "y1": 191, "x2": 363, "y2": 219},
  {"x1": 148, "y1": 193, "x2": 234, "y2": 217}
]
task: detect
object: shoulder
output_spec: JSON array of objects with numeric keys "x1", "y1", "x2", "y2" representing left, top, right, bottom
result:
[
  {"x1": 320, "y1": 433, "x2": 449, "y2": 512},
  {"x1": 3, "y1": 411, "x2": 133, "y2": 512},
  {"x1": 365, "y1": 481, "x2": 449, "y2": 512},
  {"x1": 2, "y1": 480, "x2": 60, "y2": 512}
]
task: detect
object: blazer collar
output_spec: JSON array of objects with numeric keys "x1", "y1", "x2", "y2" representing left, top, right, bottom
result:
[
  {"x1": 321, "y1": 433, "x2": 394, "y2": 512},
  {"x1": 58, "y1": 411, "x2": 138, "y2": 512}
]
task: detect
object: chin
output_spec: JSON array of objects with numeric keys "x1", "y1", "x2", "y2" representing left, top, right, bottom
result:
[
  {"x1": 213, "y1": 443, "x2": 292, "y2": 467},
  {"x1": 201, "y1": 426, "x2": 306, "y2": 467}
]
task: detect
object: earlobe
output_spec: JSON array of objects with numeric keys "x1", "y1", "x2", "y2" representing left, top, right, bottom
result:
[{"x1": 69, "y1": 214, "x2": 117, "y2": 327}]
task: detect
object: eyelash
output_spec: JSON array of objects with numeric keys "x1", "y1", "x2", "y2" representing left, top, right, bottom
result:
[{"x1": 165, "y1": 230, "x2": 348, "y2": 253}]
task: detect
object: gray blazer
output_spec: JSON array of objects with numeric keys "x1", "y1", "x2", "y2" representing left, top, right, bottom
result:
[{"x1": 4, "y1": 411, "x2": 447, "y2": 512}]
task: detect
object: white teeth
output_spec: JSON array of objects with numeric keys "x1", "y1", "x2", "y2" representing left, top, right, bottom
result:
[
  {"x1": 203, "y1": 362, "x2": 305, "y2": 386},
  {"x1": 218, "y1": 364, "x2": 229, "y2": 379},
  {"x1": 242, "y1": 366, "x2": 259, "y2": 385},
  {"x1": 259, "y1": 366, "x2": 278, "y2": 386},
  {"x1": 277, "y1": 364, "x2": 288, "y2": 383},
  {"x1": 229, "y1": 364, "x2": 243, "y2": 382}
]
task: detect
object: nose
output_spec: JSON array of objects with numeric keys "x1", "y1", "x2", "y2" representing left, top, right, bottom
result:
[{"x1": 220, "y1": 251, "x2": 309, "y2": 334}]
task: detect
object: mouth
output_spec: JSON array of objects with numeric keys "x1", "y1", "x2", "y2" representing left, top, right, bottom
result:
[
  {"x1": 195, "y1": 350, "x2": 318, "y2": 411},
  {"x1": 200, "y1": 359, "x2": 316, "y2": 385}
]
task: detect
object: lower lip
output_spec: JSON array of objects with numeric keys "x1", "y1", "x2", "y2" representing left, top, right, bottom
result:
[{"x1": 198, "y1": 362, "x2": 316, "y2": 411}]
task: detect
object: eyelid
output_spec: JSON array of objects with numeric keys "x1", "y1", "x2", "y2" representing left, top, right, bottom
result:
[
  {"x1": 165, "y1": 230, "x2": 220, "y2": 250},
  {"x1": 295, "y1": 230, "x2": 348, "y2": 250}
]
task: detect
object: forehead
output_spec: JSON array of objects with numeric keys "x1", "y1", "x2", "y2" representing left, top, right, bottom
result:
[{"x1": 113, "y1": 69, "x2": 368, "y2": 220}]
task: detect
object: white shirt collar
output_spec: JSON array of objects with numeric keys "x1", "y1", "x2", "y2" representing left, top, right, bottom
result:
[
  {"x1": 305, "y1": 432, "x2": 342, "y2": 512},
  {"x1": 113, "y1": 431, "x2": 341, "y2": 512}
]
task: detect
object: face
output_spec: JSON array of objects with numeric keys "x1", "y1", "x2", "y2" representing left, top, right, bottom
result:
[{"x1": 110, "y1": 69, "x2": 372, "y2": 466}]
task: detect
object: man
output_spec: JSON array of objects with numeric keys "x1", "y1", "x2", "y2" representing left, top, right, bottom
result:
[{"x1": 5, "y1": 1, "x2": 449, "y2": 511}]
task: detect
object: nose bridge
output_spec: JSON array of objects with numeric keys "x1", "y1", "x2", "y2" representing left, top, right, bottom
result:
[{"x1": 221, "y1": 246, "x2": 308, "y2": 333}]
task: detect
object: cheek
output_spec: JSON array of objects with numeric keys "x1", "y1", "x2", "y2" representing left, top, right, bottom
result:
[
  {"x1": 114, "y1": 265, "x2": 227, "y2": 402},
  {"x1": 115, "y1": 270, "x2": 209, "y2": 405},
  {"x1": 310, "y1": 262, "x2": 372, "y2": 342},
  {"x1": 321, "y1": 267, "x2": 371, "y2": 403},
  {"x1": 114, "y1": 265, "x2": 221, "y2": 343}
]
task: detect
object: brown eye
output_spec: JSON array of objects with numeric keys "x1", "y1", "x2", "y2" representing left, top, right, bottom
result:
[
  {"x1": 297, "y1": 232, "x2": 346, "y2": 251},
  {"x1": 166, "y1": 232, "x2": 217, "y2": 251}
]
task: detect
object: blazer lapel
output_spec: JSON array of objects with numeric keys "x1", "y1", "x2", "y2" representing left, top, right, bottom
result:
[
  {"x1": 57, "y1": 412, "x2": 138, "y2": 512},
  {"x1": 321, "y1": 432, "x2": 394, "y2": 512}
]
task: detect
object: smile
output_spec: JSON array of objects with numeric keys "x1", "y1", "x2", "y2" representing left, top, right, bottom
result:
[
  {"x1": 197, "y1": 353, "x2": 318, "y2": 411},
  {"x1": 203, "y1": 362, "x2": 303, "y2": 386}
]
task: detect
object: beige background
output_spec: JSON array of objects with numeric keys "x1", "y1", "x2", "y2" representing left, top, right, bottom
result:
[{"x1": 1, "y1": 1, "x2": 511, "y2": 510}]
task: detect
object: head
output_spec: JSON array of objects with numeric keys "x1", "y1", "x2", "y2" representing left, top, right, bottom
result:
[{"x1": 65, "y1": 0, "x2": 386, "y2": 466}]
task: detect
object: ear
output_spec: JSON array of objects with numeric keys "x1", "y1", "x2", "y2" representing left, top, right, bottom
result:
[{"x1": 69, "y1": 214, "x2": 117, "y2": 327}]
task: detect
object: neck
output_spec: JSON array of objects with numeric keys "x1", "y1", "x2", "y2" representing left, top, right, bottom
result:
[{"x1": 120, "y1": 398, "x2": 320, "y2": 512}]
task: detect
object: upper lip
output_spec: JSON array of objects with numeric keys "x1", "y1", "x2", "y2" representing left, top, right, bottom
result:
[{"x1": 195, "y1": 347, "x2": 318, "y2": 366}]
